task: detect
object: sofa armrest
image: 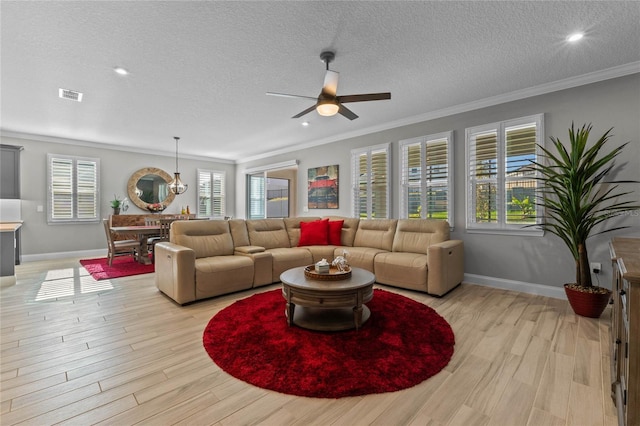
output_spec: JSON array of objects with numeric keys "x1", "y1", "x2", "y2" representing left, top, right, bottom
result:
[
  {"x1": 234, "y1": 247, "x2": 272, "y2": 286},
  {"x1": 427, "y1": 240, "x2": 464, "y2": 296},
  {"x1": 234, "y1": 245, "x2": 265, "y2": 254},
  {"x1": 154, "y1": 242, "x2": 196, "y2": 305}
]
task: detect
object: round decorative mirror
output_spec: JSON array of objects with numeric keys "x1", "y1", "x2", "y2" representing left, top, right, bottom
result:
[{"x1": 127, "y1": 167, "x2": 176, "y2": 211}]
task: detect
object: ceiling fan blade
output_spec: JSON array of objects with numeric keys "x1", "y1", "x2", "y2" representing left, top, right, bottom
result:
[
  {"x1": 266, "y1": 92, "x2": 317, "y2": 101},
  {"x1": 292, "y1": 104, "x2": 318, "y2": 119},
  {"x1": 338, "y1": 104, "x2": 358, "y2": 120},
  {"x1": 338, "y1": 93, "x2": 391, "y2": 103},
  {"x1": 322, "y1": 70, "x2": 339, "y2": 96}
]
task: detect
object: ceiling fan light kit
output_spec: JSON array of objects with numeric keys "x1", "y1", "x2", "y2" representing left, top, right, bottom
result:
[
  {"x1": 316, "y1": 100, "x2": 340, "y2": 116},
  {"x1": 266, "y1": 50, "x2": 390, "y2": 121}
]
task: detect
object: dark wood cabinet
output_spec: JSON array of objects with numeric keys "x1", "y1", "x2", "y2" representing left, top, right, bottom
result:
[
  {"x1": 0, "y1": 144, "x2": 23, "y2": 199},
  {"x1": 609, "y1": 237, "x2": 640, "y2": 426}
]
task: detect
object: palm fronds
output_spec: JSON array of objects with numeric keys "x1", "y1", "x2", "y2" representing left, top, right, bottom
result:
[{"x1": 530, "y1": 123, "x2": 638, "y2": 287}]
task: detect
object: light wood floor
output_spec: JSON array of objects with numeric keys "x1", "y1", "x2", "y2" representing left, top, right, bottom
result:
[{"x1": 1, "y1": 257, "x2": 618, "y2": 426}]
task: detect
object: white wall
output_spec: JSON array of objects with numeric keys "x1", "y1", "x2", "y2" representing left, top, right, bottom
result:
[
  {"x1": 1, "y1": 135, "x2": 235, "y2": 259},
  {"x1": 236, "y1": 74, "x2": 640, "y2": 292}
]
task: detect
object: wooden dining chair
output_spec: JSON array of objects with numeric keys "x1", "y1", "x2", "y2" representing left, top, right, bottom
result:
[
  {"x1": 144, "y1": 217, "x2": 174, "y2": 262},
  {"x1": 158, "y1": 218, "x2": 174, "y2": 242},
  {"x1": 103, "y1": 219, "x2": 140, "y2": 266}
]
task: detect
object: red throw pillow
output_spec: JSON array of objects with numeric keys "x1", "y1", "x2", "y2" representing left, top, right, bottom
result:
[
  {"x1": 328, "y1": 220, "x2": 344, "y2": 245},
  {"x1": 298, "y1": 219, "x2": 329, "y2": 246}
]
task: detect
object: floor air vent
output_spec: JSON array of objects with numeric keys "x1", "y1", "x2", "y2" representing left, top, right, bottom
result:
[{"x1": 58, "y1": 88, "x2": 83, "y2": 102}]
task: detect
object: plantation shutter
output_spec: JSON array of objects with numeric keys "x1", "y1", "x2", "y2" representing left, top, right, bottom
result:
[
  {"x1": 351, "y1": 143, "x2": 390, "y2": 219},
  {"x1": 353, "y1": 152, "x2": 368, "y2": 218},
  {"x1": 370, "y1": 148, "x2": 388, "y2": 219},
  {"x1": 248, "y1": 173, "x2": 265, "y2": 219},
  {"x1": 48, "y1": 154, "x2": 99, "y2": 223},
  {"x1": 212, "y1": 172, "x2": 225, "y2": 218},
  {"x1": 198, "y1": 169, "x2": 226, "y2": 218},
  {"x1": 401, "y1": 141, "x2": 422, "y2": 219},
  {"x1": 50, "y1": 157, "x2": 74, "y2": 220},
  {"x1": 400, "y1": 132, "x2": 452, "y2": 223},
  {"x1": 468, "y1": 129, "x2": 498, "y2": 224},
  {"x1": 76, "y1": 160, "x2": 98, "y2": 219},
  {"x1": 505, "y1": 123, "x2": 538, "y2": 224}
]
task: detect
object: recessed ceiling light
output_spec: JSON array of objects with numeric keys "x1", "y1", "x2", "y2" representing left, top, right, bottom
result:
[
  {"x1": 302, "y1": 121, "x2": 309, "y2": 127},
  {"x1": 114, "y1": 67, "x2": 129, "y2": 75},
  {"x1": 567, "y1": 32, "x2": 584, "y2": 43}
]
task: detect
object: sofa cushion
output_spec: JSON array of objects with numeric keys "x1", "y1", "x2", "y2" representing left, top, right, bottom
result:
[
  {"x1": 298, "y1": 219, "x2": 329, "y2": 246},
  {"x1": 171, "y1": 220, "x2": 234, "y2": 258},
  {"x1": 338, "y1": 246, "x2": 388, "y2": 273},
  {"x1": 323, "y1": 216, "x2": 359, "y2": 246},
  {"x1": 194, "y1": 255, "x2": 254, "y2": 299},
  {"x1": 353, "y1": 219, "x2": 398, "y2": 251},
  {"x1": 392, "y1": 219, "x2": 450, "y2": 254},
  {"x1": 304, "y1": 245, "x2": 338, "y2": 263},
  {"x1": 374, "y1": 252, "x2": 428, "y2": 292},
  {"x1": 246, "y1": 219, "x2": 291, "y2": 249},
  {"x1": 229, "y1": 219, "x2": 251, "y2": 247},
  {"x1": 267, "y1": 247, "x2": 313, "y2": 281},
  {"x1": 283, "y1": 217, "x2": 322, "y2": 247}
]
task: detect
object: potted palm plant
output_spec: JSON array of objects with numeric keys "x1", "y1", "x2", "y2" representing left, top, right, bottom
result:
[{"x1": 531, "y1": 123, "x2": 638, "y2": 318}]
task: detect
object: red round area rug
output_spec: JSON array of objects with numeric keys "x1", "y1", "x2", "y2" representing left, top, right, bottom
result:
[{"x1": 202, "y1": 289, "x2": 455, "y2": 398}]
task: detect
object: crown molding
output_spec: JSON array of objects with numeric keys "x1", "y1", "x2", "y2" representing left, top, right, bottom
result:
[
  {"x1": 238, "y1": 62, "x2": 640, "y2": 164},
  {"x1": 0, "y1": 130, "x2": 235, "y2": 164}
]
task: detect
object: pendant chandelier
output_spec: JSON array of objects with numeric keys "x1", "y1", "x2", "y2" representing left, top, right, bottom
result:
[{"x1": 169, "y1": 136, "x2": 188, "y2": 195}]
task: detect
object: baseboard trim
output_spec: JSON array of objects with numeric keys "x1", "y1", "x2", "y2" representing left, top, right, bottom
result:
[
  {"x1": 21, "y1": 249, "x2": 105, "y2": 262},
  {"x1": 464, "y1": 273, "x2": 567, "y2": 300},
  {"x1": 16, "y1": 254, "x2": 568, "y2": 301}
]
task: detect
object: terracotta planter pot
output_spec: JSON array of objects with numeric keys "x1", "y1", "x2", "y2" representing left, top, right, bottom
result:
[{"x1": 564, "y1": 284, "x2": 611, "y2": 318}]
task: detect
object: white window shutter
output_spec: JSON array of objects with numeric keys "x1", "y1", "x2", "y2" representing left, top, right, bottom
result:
[
  {"x1": 198, "y1": 169, "x2": 226, "y2": 218},
  {"x1": 48, "y1": 154, "x2": 99, "y2": 223}
]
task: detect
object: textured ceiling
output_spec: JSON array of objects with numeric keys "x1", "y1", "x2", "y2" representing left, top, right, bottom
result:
[{"x1": 1, "y1": 1, "x2": 639, "y2": 162}]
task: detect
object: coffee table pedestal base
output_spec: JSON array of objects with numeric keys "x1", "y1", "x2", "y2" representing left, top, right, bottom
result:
[{"x1": 289, "y1": 305, "x2": 371, "y2": 331}]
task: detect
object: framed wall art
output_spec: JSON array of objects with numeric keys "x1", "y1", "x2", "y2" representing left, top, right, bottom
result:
[{"x1": 307, "y1": 165, "x2": 338, "y2": 209}]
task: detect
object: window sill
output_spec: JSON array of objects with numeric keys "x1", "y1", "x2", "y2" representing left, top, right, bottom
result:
[{"x1": 465, "y1": 227, "x2": 544, "y2": 237}]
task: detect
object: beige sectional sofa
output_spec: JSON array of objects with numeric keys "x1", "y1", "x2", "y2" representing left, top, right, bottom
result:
[{"x1": 154, "y1": 217, "x2": 464, "y2": 305}]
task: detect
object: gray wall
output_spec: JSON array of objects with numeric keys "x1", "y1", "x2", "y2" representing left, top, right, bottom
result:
[
  {"x1": 1, "y1": 135, "x2": 235, "y2": 257},
  {"x1": 236, "y1": 74, "x2": 640, "y2": 291},
  {"x1": 3, "y1": 74, "x2": 638, "y2": 294}
]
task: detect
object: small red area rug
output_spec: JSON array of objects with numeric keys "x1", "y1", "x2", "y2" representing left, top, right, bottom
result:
[
  {"x1": 203, "y1": 288, "x2": 455, "y2": 398},
  {"x1": 80, "y1": 256, "x2": 154, "y2": 280}
]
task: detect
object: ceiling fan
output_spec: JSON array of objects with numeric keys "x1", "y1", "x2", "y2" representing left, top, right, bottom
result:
[{"x1": 266, "y1": 51, "x2": 391, "y2": 121}]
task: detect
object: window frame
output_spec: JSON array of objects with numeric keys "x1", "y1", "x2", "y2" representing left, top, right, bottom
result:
[
  {"x1": 351, "y1": 143, "x2": 391, "y2": 219},
  {"x1": 465, "y1": 113, "x2": 544, "y2": 236},
  {"x1": 47, "y1": 153, "x2": 100, "y2": 224},
  {"x1": 197, "y1": 169, "x2": 226, "y2": 219},
  {"x1": 399, "y1": 131, "x2": 454, "y2": 226}
]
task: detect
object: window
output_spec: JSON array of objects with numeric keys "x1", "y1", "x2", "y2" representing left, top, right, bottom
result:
[
  {"x1": 47, "y1": 154, "x2": 100, "y2": 224},
  {"x1": 197, "y1": 169, "x2": 226, "y2": 218},
  {"x1": 351, "y1": 143, "x2": 390, "y2": 219},
  {"x1": 399, "y1": 131, "x2": 453, "y2": 225},
  {"x1": 465, "y1": 114, "x2": 543, "y2": 234},
  {"x1": 245, "y1": 160, "x2": 298, "y2": 220},
  {"x1": 266, "y1": 177, "x2": 289, "y2": 218}
]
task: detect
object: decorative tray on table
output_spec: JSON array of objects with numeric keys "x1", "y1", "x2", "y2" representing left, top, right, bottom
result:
[{"x1": 304, "y1": 265, "x2": 352, "y2": 281}]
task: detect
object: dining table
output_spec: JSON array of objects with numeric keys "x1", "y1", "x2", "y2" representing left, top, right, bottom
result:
[{"x1": 110, "y1": 225, "x2": 161, "y2": 265}]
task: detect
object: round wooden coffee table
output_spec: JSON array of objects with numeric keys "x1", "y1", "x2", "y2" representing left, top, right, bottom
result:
[{"x1": 280, "y1": 266, "x2": 375, "y2": 331}]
